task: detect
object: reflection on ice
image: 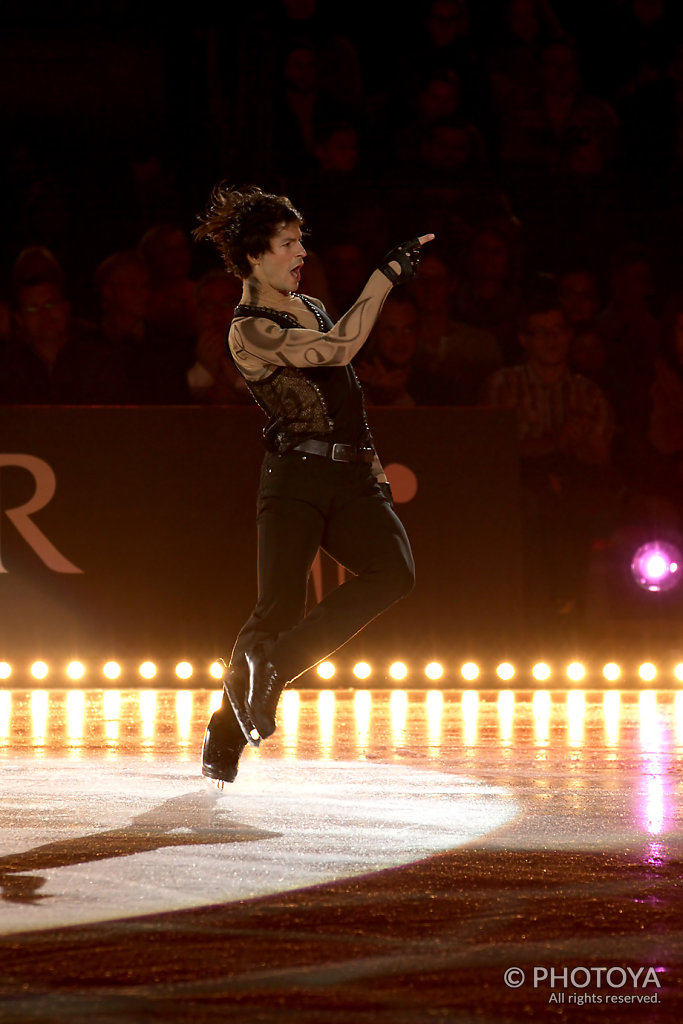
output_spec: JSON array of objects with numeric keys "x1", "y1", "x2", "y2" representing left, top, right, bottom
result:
[{"x1": 31, "y1": 691, "x2": 48, "y2": 744}]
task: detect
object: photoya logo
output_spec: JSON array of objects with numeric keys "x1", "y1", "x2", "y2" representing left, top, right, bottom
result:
[
  {"x1": 0, "y1": 455, "x2": 83, "y2": 574},
  {"x1": 504, "y1": 965, "x2": 662, "y2": 1006}
]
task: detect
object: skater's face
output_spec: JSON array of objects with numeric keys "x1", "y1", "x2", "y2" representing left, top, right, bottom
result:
[{"x1": 248, "y1": 221, "x2": 307, "y2": 295}]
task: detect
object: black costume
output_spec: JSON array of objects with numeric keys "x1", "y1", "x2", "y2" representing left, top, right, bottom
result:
[{"x1": 202, "y1": 239, "x2": 425, "y2": 783}]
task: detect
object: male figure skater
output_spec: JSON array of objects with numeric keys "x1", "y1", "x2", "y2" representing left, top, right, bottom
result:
[{"x1": 194, "y1": 183, "x2": 433, "y2": 784}]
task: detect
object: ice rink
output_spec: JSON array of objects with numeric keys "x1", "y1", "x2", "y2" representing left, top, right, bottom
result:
[{"x1": 0, "y1": 685, "x2": 681, "y2": 1022}]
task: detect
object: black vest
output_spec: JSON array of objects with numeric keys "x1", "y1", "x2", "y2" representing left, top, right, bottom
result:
[{"x1": 231, "y1": 296, "x2": 373, "y2": 453}]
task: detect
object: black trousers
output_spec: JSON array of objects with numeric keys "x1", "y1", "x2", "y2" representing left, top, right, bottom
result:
[{"x1": 230, "y1": 450, "x2": 415, "y2": 682}]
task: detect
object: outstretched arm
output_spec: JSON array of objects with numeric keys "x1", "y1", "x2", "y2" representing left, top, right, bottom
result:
[{"x1": 231, "y1": 235, "x2": 434, "y2": 380}]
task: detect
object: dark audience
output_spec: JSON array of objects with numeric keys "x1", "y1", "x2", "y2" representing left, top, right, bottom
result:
[{"x1": 1, "y1": 0, "x2": 683, "y2": 623}]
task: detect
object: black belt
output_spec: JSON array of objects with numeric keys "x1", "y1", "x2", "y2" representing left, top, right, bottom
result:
[{"x1": 290, "y1": 439, "x2": 375, "y2": 464}]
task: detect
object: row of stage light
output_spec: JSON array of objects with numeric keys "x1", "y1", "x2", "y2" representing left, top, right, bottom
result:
[{"x1": 2, "y1": 658, "x2": 683, "y2": 685}]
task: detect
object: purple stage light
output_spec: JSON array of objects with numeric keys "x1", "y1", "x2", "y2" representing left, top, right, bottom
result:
[{"x1": 630, "y1": 541, "x2": 681, "y2": 593}]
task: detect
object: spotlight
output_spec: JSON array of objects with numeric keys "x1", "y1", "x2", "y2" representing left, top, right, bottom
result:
[
  {"x1": 638, "y1": 662, "x2": 657, "y2": 683},
  {"x1": 353, "y1": 662, "x2": 371, "y2": 680},
  {"x1": 175, "y1": 662, "x2": 193, "y2": 680},
  {"x1": 532, "y1": 662, "x2": 551, "y2": 682},
  {"x1": 602, "y1": 662, "x2": 621, "y2": 682},
  {"x1": 209, "y1": 661, "x2": 224, "y2": 680},
  {"x1": 139, "y1": 661, "x2": 157, "y2": 680},
  {"x1": 103, "y1": 661, "x2": 121, "y2": 680},
  {"x1": 631, "y1": 541, "x2": 681, "y2": 593},
  {"x1": 0, "y1": 663, "x2": 11, "y2": 680},
  {"x1": 389, "y1": 661, "x2": 407, "y2": 680},
  {"x1": 31, "y1": 661, "x2": 48, "y2": 680},
  {"x1": 461, "y1": 662, "x2": 479, "y2": 681},
  {"x1": 317, "y1": 661, "x2": 335, "y2": 680},
  {"x1": 496, "y1": 662, "x2": 515, "y2": 681},
  {"x1": 66, "y1": 661, "x2": 85, "y2": 681}
]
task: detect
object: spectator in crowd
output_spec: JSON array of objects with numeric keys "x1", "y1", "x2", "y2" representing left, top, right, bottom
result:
[
  {"x1": 485, "y1": 292, "x2": 617, "y2": 632},
  {"x1": 569, "y1": 326, "x2": 610, "y2": 389},
  {"x1": 390, "y1": 69, "x2": 464, "y2": 172},
  {"x1": 386, "y1": 115, "x2": 513, "y2": 254},
  {"x1": 453, "y1": 222, "x2": 524, "y2": 364},
  {"x1": 138, "y1": 223, "x2": 197, "y2": 346},
  {"x1": 319, "y1": 239, "x2": 371, "y2": 321},
  {"x1": 595, "y1": 244, "x2": 662, "y2": 476},
  {"x1": 647, "y1": 296, "x2": 683, "y2": 512},
  {"x1": 410, "y1": 249, "x2": 503, "y2": 404},
  {"x1": 557, "y1": 268, "x2": 603, "y2": 330},
  {"x1": 95, "y1": 250, "x2": 191, "y2": 403},
  {"x1": 407, "y1": 0, "x2": 495, "y2": 142},
  {"x1": 188, "y1": 269, "x2": 250, "y2": 405},
  {"x1": 0, "y1": 273, "x2": 126, "y2": 404},
  {"x1": 485, "y1": 0, "x2": 566, "y2": 120},
  {"x1": 355, "y1": 292, "x2": 422, "y2": 407},
  {"x1": 498, "y1": 37, "x2": 619, "y2": 172},
  {"x1": 295, "y1": 120, "x2": 370, "y2": 246}
]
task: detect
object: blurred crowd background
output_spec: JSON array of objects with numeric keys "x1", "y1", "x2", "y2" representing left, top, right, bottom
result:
[{"x1": 2, "y1": 0, "x2": 683, "y2": 634}]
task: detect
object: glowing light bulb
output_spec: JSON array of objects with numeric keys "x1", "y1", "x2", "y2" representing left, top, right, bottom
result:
[
  {"x1": 461, "y1": 662, "x2": 479, "y2": 681},
  {"x1": 175, "y1": 662, "x2": 193, "y2": 680},
  {"x1": 66, "y1": 661, "x2": 85, "y2": 681},
  {"x1": 638, "y1": 662, "x2": 657, "y2": 683},
  {"x1": 567, "y1": 662, "x2": 585, "y2": 682},
  {"x1": 602, "y1": 662, "x2": 621, "y2": 682},
  {"x1": 353, "y1": 662, "x2": 371, "y2": 680},
  {"x1": 496, "y1": 662, "x2": 515, "y2": 681},
  {"x1": 317, "y1": 661, "x2": 335, "y2": 680},
  {"x1": 139, "y1": 661, "x2": 156, "y2": 680},
  {"x1": 0, "y1": 663, "x2": 11, "y2": 680},
  {"x1": 389, "y1": 661, "x2": 407, "y2": 681},
  {"x1": 31, "y1": 661, "x2": 48, "y2": 680},
  {"x1": 103, "y1": 661, "x2": 121, "y2": 680},
  {"x1": 532, "y1": 662, "x2": 551, "y2": 682},
  {"x1": 425, "y1": 662, "x2": 443, "y2": 680}
]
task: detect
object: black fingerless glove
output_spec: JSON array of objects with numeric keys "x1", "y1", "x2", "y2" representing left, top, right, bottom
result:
[{"x1": 379, "y1": 238, "x2": 423, "y2": 284}]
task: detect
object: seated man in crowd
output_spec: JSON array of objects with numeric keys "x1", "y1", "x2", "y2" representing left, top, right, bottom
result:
[
  {"x1": 485, "y1": 292, "x2": 618, "y2": 634},
  {"x1": 95, "y1": 250, "x2": 192, "y2": 403},
  {"x1": 355, "y1": 292, "x2": 422, "y2": 407},
  {"x1": 1, "y1": 273, "x2": 127, "y2": 404},
  {"x1": 188, "y1": 269, "x2": 251, "y2": 404}
]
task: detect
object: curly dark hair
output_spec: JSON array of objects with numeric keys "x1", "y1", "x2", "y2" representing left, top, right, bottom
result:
[{"x1": 193, "y1": 183, "x2": 304, "y2": 279}]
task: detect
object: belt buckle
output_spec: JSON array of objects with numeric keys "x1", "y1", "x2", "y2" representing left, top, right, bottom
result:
[{"x1": 331, "y1": 443, "x2": 352, "y2": 462}]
